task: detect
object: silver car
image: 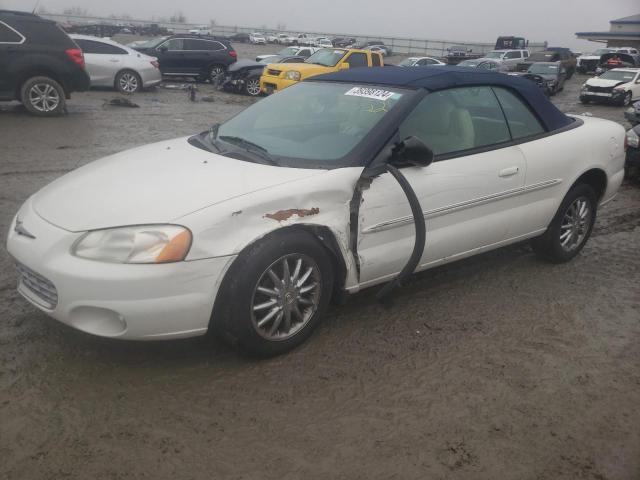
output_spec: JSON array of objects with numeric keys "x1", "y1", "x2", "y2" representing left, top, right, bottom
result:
[{"x1": 71, "y1": 34, "x2": 162, "y2": 94}]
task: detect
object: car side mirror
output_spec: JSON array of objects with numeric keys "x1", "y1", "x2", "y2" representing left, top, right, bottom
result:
[
  {"x1": 158, "y1": 46, "x2": 168, "y2": 53},
  {"x1": 388, "y1": 136, "x2": 434, "y2": 167},
  {"x1": 339, "y1": 63, "x2": 350, "y2": 70}
]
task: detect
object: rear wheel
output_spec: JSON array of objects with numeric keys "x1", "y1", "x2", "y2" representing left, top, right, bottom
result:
[
  {"x1": 531, "y1": 184, "x2": 597, "y2": 263},
  {"x1": 115, "y1": 70, "x2": 141, "y2": 94},
  {"x1": 213, "y1": 230, "x2": 334, "y2": 356},
  {"x1": 20, "y1": 76, "x2": 66, "y2": 116},
  {"x1": 244, "y1": 75, "x2": 261, "y2": 96},
  {"x1": 208, "y1": 65, "x2": 225, "y2": 83}
]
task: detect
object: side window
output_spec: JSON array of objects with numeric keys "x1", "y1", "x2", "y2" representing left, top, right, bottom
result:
[
  {"x1": 184, "y1": 39, "x2": 207, "y2": 50},
  {"x1": 505, "y1": 51, "x2": 520, "y2": 59},
  {"x1": 0, "y1": 21, "x2": 24, "y2": 43},
  {"x1": 300, "y1": 49, "x2": 310, "y2": 56},
  {"x1": 398, "y1": 87, "x2": 511, "y2": 156},
  {"x1": 493, "y1": 87, "x2": 545, "y2": 139},
  {"x1": 372, "y1": 53, "x2": 382, "y2": 67},
  {"x1": 523, "y1": 51, "x2": 529, "y2": 58},
  {"x1": 78, "y1": 40, "x2": 126, "y2": 55},
  {"x1": 346, "y1": 52, "x2": 368, "y2": 68},
  {"x1": 160, "y1": 38, "x2": 184, "y2": 51}
]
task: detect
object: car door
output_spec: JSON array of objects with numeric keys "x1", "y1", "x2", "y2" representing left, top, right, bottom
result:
[
  {"x1": 155, "y1": 38, "x2": 185, "y2": 74},
  {"x1": 489, "y1": 87, "x2": 560, "y2": 238},
  {"x1": 0, "y1": 19, "x2": 25, "y2": 97},
  {"x1": 357, "y1": 86, "x2": 526, "y2": 285},
  {"x1": 631, "y1": 72, "x2": 640, "y2": 100},
  {"x1": 504, "y1": 50, "x2": 521, "y2": 69},
  {"x1": 75, "y1": 39, "x2": 127, "y2": 86}
]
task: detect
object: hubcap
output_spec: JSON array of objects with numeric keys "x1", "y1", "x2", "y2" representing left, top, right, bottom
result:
[
  {"x1": 559, "y1": 197, "x2": 591, "y2": 252},
  {"x1": 119, "y1": 73, "x2": 138, "y2": 93},
  {"x1": 246, "y1": 78, "x2": 261, "y2": 96},
  {"x1": 28, "y1": 83, "x2": 60, "y2": 112},
  {"x1": 251, "y1": 254, "x2": 322, "y2": 341}
]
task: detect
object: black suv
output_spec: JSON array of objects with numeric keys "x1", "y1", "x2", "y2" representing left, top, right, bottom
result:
[
  {"x1": 133, "y1": 34, "x2": 237, "y2": 82},
  {"x1": 0, "y1": 10, "x2": 90, "y2": 116}
]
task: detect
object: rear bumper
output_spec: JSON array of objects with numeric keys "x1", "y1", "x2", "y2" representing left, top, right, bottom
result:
[{"x1": 67, "y1": 70, "x2": 91, "y2": 94}]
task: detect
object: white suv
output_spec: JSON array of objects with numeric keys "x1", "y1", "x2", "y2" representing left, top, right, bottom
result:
[{"x1": 481, "y1": 49, "x2": 530, "y2": 71}]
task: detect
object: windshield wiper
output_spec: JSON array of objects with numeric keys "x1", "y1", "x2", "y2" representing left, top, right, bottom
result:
[{"x1": 218, "y1": 135, "x2": 279, "y2": 166}]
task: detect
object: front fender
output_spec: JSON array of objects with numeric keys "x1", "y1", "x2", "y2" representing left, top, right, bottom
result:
[{"x1": 177, "y1": 167, "x2": 364, "y2": 288}]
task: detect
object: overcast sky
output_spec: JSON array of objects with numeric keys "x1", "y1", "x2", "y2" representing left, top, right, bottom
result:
[{"x1": 3, "y1": 0, "x2": 639, "y2": 51}]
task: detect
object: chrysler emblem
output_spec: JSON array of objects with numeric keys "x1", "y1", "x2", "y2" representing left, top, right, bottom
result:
[{"x1": 14, "y1": 218, "x2": 36, "y2": 239}]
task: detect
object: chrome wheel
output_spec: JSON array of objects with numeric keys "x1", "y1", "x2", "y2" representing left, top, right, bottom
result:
[
  {"x1": 209, "y1": 66, "x2": 224, "y2": 82},
  {"x1": 245, "y1": 77, "x2": 261, "y2": 96},
  {"x1": 251, "y1": 254, "x2": 322, "y2": 341},
  {"x1": 559, "y1": 197, "x2": 591, "y2": 252},
  {"x1": 28, "y1": 83, "x2": 60, "y2": 112},
  {"x1": 118, "y1": 72, "x2": 139, "y2": 93},
  {"x1": 623, "y1": 92, "x2": 632, "y2": 106}
]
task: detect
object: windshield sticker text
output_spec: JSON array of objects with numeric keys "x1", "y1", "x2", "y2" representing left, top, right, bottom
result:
[{"x1": 345, "y1": 87, "x2": 396, "y2": 101}]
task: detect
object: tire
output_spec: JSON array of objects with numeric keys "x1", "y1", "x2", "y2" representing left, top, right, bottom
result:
[
  {"x1": 531, "y1": 184, "x2": 597, "y2": 263},
  {"x1": 115, "y1": 70, "x2": 142, "y2": 94},
  {"x1": 213, "y1": 229, "x2": 334, "y2": 356},
  {"x1": 207, "y1": 64, "x2": 225, "y2": 83},
  {"x1": 20, "y1": 76, "x2": 66, "y2": 116},
  {"x1": 243, "y1": 75, "x2": 262, "y2": 96},
  {"x1": 621, "y1": 92, "x2": 632, "y2": 107}
]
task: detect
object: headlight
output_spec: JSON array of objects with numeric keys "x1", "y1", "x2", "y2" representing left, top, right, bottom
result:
[
  {"x1": 581, "y1": 84, "x2": 588, "y2": 91},
  {"x1": 72, "y1": 225, "x2": 192, "y2": 264},
  {"x1": 285, "y1": 70, "x2": 301, "y2": 81},
  {"x1": 627, "y1": 129, "x2": 640, "y2": 149},
  {"x1": 613, "y1": 87, "x2": 626, "y2": 93}
]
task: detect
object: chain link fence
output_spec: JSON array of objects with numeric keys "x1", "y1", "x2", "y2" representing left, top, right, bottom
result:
[{"x1": 42, "y1": 13, "x2": 547, "y2": 57}]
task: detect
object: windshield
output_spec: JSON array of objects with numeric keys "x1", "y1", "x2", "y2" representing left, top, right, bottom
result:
[
  {"x1": 594, "y1": 49, "x2": 615, "y2": 55},
  {"x1": 399, "y1": 58, "x2": 418, "y2": 66},
  {"x1": 136, "y1": 36, "x2": 168, "y2": 49},
  {"x1": 528, "y1": 63, "x2": 559, "y2": 74},
  {"x1": 484, "y1": 51, "x2": 504, "y2": 59},
  {"x1": 458, "y1": 59, "x2": 480, "y2": 67},
  {"x1": 305, "y1": 49, "x2": 346, "y2": 67},
  {"x1": 277, "y1": 47, "x2": 298, "y2": 56},
  {"x1": 213, "y1": 82, "x2": 407, "y2": 166},
  {"x1": 599, "y1": 70, "x2": 636, "y2": 82}
]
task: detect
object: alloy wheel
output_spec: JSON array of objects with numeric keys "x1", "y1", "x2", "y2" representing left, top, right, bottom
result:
[
  {"x1": 28, "y1": 83, "x2": 60, "y2": 112},
  {"x1": 246, "y1": 78, "x2": 261, "y2": 96},
  {"x1": 119, "y1": 72, "x2": 139, "y2": 93},
  {"x1": 251, "y1": 254, "x2": 322, "y2": 341},
  {"x1": 209, "y1": 66, "x2": 224, "y2": 82},
  {"x1": 559, "y1": 197, "x2": 592, "y2": 252}
]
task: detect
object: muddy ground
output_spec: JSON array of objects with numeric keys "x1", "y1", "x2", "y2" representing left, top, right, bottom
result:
[{"x1": 1, "y1": 43, "x2": 639, "y2": 479}]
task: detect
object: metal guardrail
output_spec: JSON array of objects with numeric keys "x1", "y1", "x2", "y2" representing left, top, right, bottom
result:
[{"x1": 42, "y1": 13, "x2": 548, "y2": 57}]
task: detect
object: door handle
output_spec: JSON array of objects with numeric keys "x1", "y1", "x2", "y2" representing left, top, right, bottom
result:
[
  {"x1": 109, "y1": 58, "x2": 119, "y2": 62},
  {"x1": 499, "y1": 166, "x2": 519, "y2": 177}
]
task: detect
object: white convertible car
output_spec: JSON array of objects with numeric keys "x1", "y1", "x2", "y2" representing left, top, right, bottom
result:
[{"x1": 7, "y1": 67, "x2": 626, "y2": 355}]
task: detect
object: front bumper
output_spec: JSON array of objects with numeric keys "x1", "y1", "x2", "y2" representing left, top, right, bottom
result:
[
  {"x1": 627, "y1": 148, "x2": 640, "y2": 168},
  {"x1": 6, "y1": 198, "x2": 235, "y2": 340},
  {"x1": 259, "y1": 75, "x2": 297, "y2": 94},
  {"x1": 580, "y1": 90, "x2": 627, "y2": 104}
]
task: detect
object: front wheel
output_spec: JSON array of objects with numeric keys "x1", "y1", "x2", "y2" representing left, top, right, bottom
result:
[
  {"x1": 243, "y1": 75, "x2": 262, "y2": 96},
  {"x1": 531, "y1": 184, "x2": 597, "y2": 263},
  {"x1": 20, "y1": 76, "x2": 66, "y2": 116},
  {"x1": 621, "y1": 92, "x2": 632, "y2": 107},
  {"x1": 213, "y1": 230, "x2": 334, "y2": 356}
]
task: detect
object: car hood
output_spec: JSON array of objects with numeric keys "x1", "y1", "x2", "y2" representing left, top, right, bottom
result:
[
  {"x1": 229, "y1": 59, "x2": 263, "y2": 72},
  {"x1": 586, "y1": 78, "x2": 626, "y2": 88},
  {"x1": 269, "y1": 63, "x2": 333, "y2": 77},
  {"x1": 32, "y1": 138, "x2": 325, "y2": 232}
]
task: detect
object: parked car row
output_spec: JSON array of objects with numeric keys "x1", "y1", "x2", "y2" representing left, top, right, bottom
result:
[
  {"x1": 577, "y1": 47, "x2": 639, "y2": 74},
  {"x1": 580, "y1": 68, "x2": 640, "y2": 107}
]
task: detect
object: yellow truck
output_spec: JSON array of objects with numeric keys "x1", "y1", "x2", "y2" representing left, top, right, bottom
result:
[{"x1": 260, "y1": 48, "x2": 384, "y2": 94}]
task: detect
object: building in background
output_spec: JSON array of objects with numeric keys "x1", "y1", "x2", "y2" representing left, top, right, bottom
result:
[{"x1": 576, "y1": 14, "x2": 640, "y2": 49}]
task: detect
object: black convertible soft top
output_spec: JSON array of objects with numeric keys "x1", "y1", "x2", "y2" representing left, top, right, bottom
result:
[{"x1": 313, "y1": 66, "x2": 574, "y2": 131}]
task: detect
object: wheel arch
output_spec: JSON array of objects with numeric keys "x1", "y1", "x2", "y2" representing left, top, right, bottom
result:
[
  {"x1": 571, "y1": 168, "x2": 607, "y2": 201},
  {"x1": 209, "y1": 224, "x2": 350, "y2": 335},
  {"x1": 15, "y1": 68, "x2": 66, "y2": 100}
]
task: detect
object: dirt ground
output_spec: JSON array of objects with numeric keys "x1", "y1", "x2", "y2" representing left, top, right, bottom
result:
[{"x1": 1, "y1": 43, "x2": 639, "y2": 479}]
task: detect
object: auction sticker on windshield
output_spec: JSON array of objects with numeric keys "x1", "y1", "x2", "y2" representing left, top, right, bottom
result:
[{"x1": 345, "y1": 87, "x2": 397, "y2": 101}]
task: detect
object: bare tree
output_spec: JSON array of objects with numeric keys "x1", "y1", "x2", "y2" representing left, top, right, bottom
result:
[{"x1": 169, "y1": 11, "x2": 186, "y2": 23}]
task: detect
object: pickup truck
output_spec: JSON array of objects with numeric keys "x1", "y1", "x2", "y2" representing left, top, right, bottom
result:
[{"x1": 260, "y1": 48, "x2": 384, "y2": 94}]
